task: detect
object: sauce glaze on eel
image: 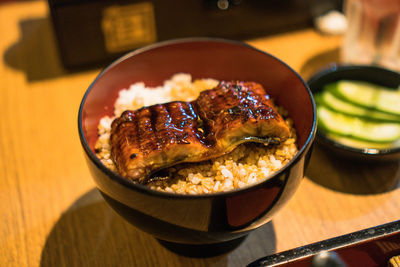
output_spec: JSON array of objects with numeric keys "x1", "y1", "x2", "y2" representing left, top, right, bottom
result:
[{"x1": 110, "y1": 81, "x2": 291, "y2": 183}]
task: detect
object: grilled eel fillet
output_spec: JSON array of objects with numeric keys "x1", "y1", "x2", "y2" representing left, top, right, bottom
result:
[{"x1": 110, "y1": 81, "x2": 291, "y2": 183}]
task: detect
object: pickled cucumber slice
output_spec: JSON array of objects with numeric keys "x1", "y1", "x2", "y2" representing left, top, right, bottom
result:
[
  {"x1": 325, "y1": 132, "x2": 399, "y2": 149},
  {"x1": 317, "y1": 85, "x2": 400, "y2": 122},
  {"x1": 333, "y1": 80, "x2": 400, "y2": 115},
  {"x1": 317, "y1": 105, "x2": 400, "y2": 143}
]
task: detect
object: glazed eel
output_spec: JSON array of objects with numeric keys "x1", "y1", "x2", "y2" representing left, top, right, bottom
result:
[{"x1": 110, "y1": 81, "x2": 291, "y2": 183}]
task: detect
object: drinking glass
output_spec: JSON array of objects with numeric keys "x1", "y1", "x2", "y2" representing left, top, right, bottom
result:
[{"x1": 342, "y1": 0, "x2": 400, "y2": 71}]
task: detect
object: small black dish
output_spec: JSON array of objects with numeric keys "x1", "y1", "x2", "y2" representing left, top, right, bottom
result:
[{"x1": 308, "y1": 64, "x2": 400, "y2": 161}]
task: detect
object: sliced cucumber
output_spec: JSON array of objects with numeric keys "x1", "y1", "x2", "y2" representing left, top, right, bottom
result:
[
  {"x1": 325, "y1": 132, "x2": 399, "y2": 149},
  {"x1": 317, "y1": 105, "x2": 400, "y2": 143},
  {"x1": 333, "y1": 80, "x2": 400, "y2": 116},
  {"x1": 317, "y1": 86, "x2": 400, "y2": 122}
]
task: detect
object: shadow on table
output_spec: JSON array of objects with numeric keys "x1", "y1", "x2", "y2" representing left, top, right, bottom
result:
[
  {"x1": 3, "y1": 16, "x2": 65, "y2": 81},
  {"x1": 306, "y1": 144, "x2": 400, "y2": 195},
  {"x1": 299, "y1": 47, "x2": 341, "y2": 81},
  {"x1": 3, "y1": 17, "x2": 100, "y2": 81},
  {"x1": 40, "y1": 188, "x2": 276, "y2": 267}
]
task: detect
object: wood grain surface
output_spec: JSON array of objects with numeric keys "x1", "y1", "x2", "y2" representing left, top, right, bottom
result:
[{"x1": 1, "y1": 1, "x2": 399, "y2": 266}]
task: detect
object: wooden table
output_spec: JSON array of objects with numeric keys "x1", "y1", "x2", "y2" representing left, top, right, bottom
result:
[{"x1": 1, "y1": 1, "x2": 399, "y2": 266}]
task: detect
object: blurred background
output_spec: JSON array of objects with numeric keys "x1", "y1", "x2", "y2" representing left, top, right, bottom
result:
[{"x1": 3, "y1": 0, "x2": 343, "y2": 72}]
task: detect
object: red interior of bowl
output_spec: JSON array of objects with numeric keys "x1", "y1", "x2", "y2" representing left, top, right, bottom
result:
[{"x1": 80, "y1": 39, "x2": 314, "y2": 153}]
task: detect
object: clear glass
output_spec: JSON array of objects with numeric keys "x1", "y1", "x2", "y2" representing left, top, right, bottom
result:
[{"x1": 341, "y1": 0, "x2": 400, "y2": 71}]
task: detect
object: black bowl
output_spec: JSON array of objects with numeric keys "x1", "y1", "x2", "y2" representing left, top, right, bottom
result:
[
  {"x1": 308, "y1": 64, "x2": 400, "y2": 161},
  {"x1": 78, "y1": 38, "x2": 316, "y2": 256}
]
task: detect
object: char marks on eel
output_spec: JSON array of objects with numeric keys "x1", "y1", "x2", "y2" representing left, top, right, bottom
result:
[{"x1": 110, "y1": 81, "x2": 290, "y2": 183}]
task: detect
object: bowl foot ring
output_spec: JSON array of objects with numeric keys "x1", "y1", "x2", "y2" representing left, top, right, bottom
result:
[{"x1": 157, "y1": 235, "x2": 247, "y2": 258}]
